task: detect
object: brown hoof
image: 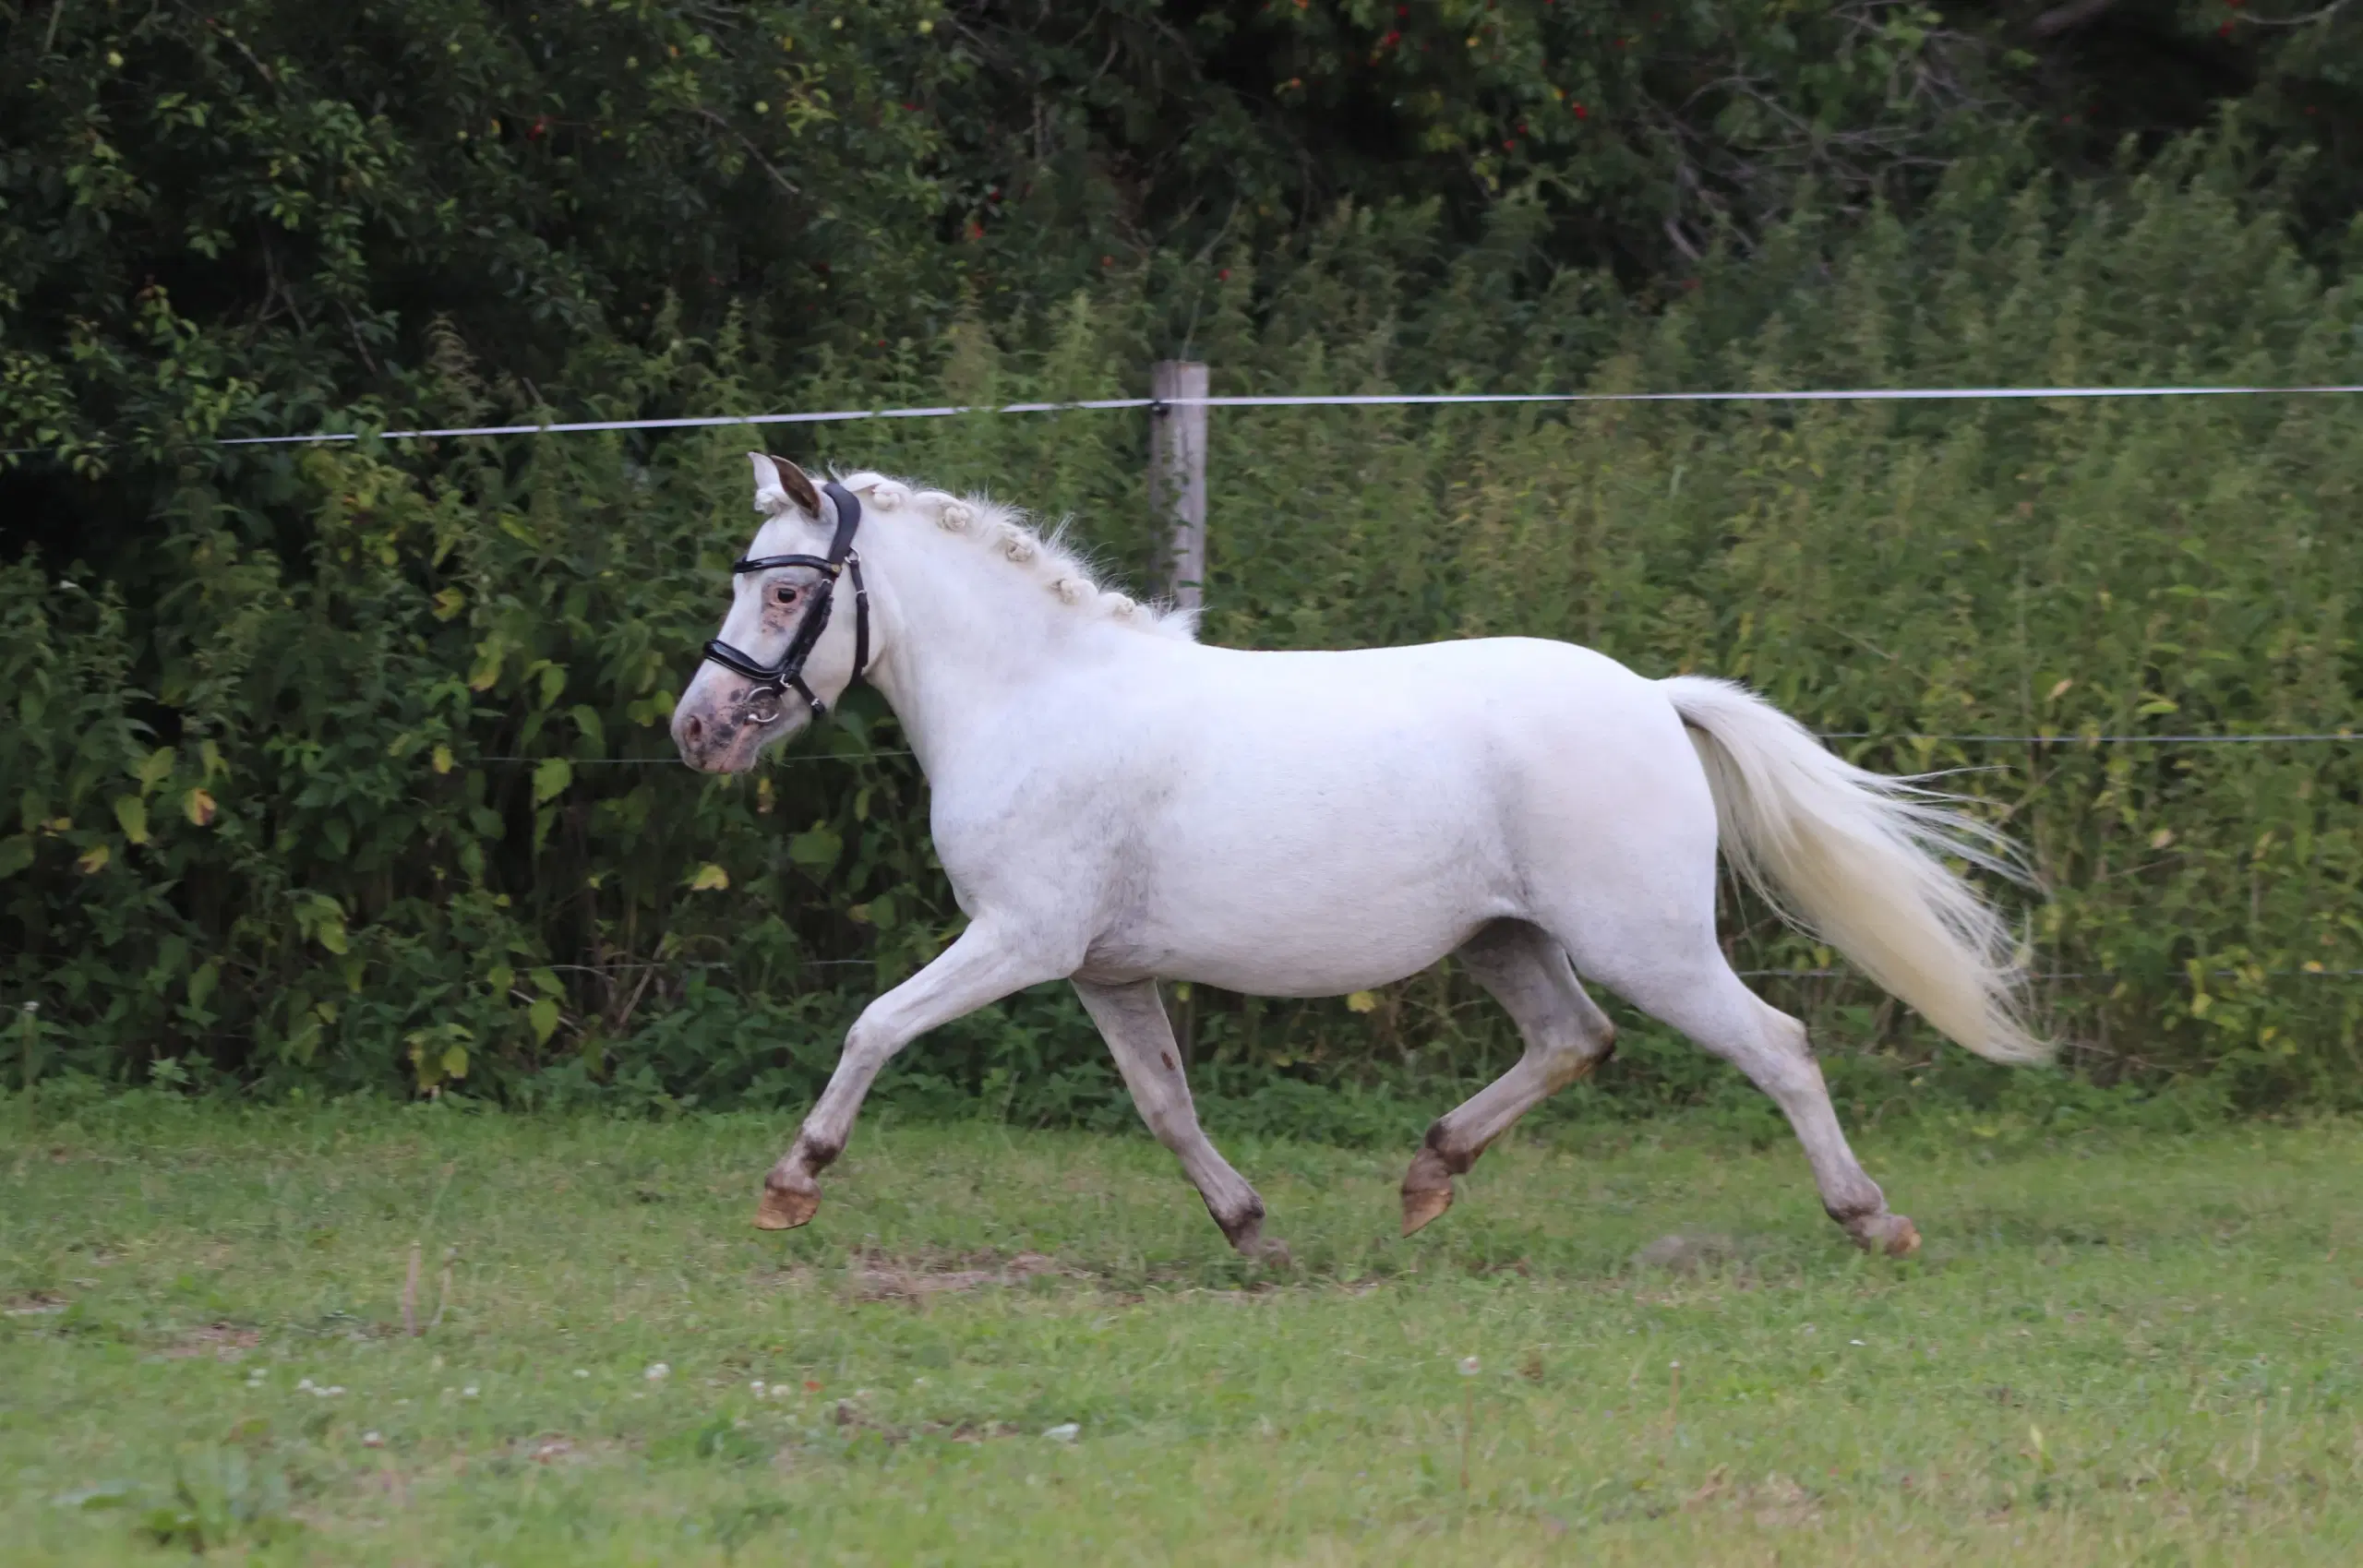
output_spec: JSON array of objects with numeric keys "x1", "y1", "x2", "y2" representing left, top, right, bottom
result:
[
  {"x1": 1218, "y1": 1210, "x2": 1292, "y2": 1267},
  {"x1": 1853, "y1": 1212, "x2": 1920, "y2": 1257},
  {"x1": 1400, "y1": 1145, "x2": 1457, "y2": 1237},
  {"x1": 754, "y1": 1178, "x2": 820, "y2": 1231},
  {"x1": 1249, "y1": 1236, "x2": 1294, "y2": 1268},
  {"x1": 1402, "y1": 1186, "x2": 1453, "y2": 1237}
]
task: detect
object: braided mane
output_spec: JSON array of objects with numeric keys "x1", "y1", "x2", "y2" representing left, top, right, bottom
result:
[{"x1": 834, "y1": 470, "x2": 1198, "y2": 641}]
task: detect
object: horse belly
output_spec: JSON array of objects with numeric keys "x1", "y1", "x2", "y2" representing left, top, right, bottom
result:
[
  {"x1": 1146, "y1": 913, "x2": 1494, "y2": 998},
  {"x1": 1108, "y1": 783, "x2": 1518, "y2": 997}
]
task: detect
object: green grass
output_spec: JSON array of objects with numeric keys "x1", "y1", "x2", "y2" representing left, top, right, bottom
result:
[{"x1": 4, "y1": 1096, "x2": 2359, "y2": 1564}]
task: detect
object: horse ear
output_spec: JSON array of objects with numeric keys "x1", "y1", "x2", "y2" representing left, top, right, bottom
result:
[
  {"x1": 748, "y1": 452, "x2": 823, "y2": 518},
  {"x1": 771, "y1": 455, "x2": 823, "y2": 518}
]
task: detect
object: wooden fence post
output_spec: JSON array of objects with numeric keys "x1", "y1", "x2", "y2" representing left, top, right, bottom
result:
[
  {"x1": 1149, "y1": 360, "x2": 1208, "y2": 1062},
  {"x1": 1150, "y1": 360, "x2": 1209, "y2": 615}
]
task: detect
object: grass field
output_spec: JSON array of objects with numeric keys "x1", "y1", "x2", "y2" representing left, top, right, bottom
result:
[{"x1": 4, "y1": 1095, "x2": 2359, "y2": 1564}]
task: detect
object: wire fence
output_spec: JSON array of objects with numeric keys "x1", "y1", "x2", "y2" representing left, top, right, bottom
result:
[
  {"x1": 9, "y1": 377, "x2": 2351, "y2": 457},
  {"x1": 200, "y1": 378, "x2": 2363, "y2": 448}
]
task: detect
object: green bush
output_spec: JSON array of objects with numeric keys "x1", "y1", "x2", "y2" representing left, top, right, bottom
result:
[{"x1": 6, "y1": 136, "x2": 2363, "y2": 1116}]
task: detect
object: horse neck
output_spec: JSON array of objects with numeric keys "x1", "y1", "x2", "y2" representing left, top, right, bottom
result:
[{"x1": 861, "y1": 520, "x2": 1107, "y2": 766}]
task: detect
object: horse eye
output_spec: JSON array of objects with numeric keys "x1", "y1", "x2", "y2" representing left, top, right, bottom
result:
[{"x1": 773, "y1": 582, "x2": 799, "y2": 606}]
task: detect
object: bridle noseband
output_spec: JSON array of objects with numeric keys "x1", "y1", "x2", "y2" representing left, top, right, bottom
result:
[{"x1": 700, "y1": 480, "x2": 871, "y2": 724}]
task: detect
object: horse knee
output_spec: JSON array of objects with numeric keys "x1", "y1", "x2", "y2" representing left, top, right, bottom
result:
[{"x1": 838, "y1": 1014, "x2": 904, "y2": 1071}]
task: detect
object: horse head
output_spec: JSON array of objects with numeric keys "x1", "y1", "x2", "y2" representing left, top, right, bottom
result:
[{"x1": 672, "y1": 453, "x2": 871, "y2": 773}]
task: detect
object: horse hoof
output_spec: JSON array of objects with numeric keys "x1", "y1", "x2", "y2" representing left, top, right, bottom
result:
[
  {"x1": 1401, "y1": 1187, "x2": 1453, "y2": 1237},
  {"x1": 755, "y1": 1178, "x2": 820, "y2": 1231},
  {"x1": 1220, "y1": 1212, "x2": 1292, "y2": 1267},
  {"x1": 1400, "y1": 1147, "x2": 1457, "y2": 1237},
  {"x1": 1854, "y1": 1212, "x2": 1920, "y2": 1257}
]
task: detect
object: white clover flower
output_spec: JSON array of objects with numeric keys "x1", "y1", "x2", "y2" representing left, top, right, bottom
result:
[
  {"x1": 749, "y1": 1381, "x2": 766, "y2": 1395},
  {"x1": 362, "y1": 1431, "x2": 384, "y2": 1448},
  {"x1": 461, "y1": 1384, "x2": 478, "y2": 1398},
  {"x1": 1458, "y1": 1357, "x2": 1481, "y2": 1377},
  {"x1": 571, "y1": 1369, "x2": 589, "y2": 1380},
  {"x1": 1041, "y1": 1422, "x2": 1080, "y2": 1442},
  {"x1": 643, "y1": 1362, "x2": 669, "y2": 1382}
]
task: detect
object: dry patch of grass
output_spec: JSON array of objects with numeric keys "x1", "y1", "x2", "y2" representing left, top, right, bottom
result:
[
  {"x1": 158, "y1": 1322, "x2": 260, "y2": 1360},
  {"x1": 837, "y1": 1246, "x2": 1076, "y2": 1301}
]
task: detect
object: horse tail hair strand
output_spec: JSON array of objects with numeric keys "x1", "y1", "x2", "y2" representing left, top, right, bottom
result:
[{"x1": 1660, "y1": 675, "x2": 2050, "y2": 1065}]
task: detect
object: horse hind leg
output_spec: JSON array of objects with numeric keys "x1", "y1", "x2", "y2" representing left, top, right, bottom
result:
[
  {"x1": 1401, "y1": 920, "x2": 1617, "y2": 1237},
  {"x1": 1577, "y1": 933, "x2": 1919, "y2": 1256}
]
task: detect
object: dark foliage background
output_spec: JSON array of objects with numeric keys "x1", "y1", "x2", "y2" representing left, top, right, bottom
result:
[{"x1": 4, "y1": 0, "x2": 2360, "y2": 1130}]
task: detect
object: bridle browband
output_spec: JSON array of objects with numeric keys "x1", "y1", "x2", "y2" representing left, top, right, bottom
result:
[{"x1": 700, "y1": 480, "x2": 871, "y2": 724}]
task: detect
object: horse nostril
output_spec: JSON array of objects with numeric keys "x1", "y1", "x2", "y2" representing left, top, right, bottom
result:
[{"x1": 682, "y1": 713, "x2": 704, "y2": 746}]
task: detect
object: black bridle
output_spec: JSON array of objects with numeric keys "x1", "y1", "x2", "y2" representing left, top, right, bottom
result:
[{"x1": 700, "y1": 480, "x2": 871, "y2": 724}]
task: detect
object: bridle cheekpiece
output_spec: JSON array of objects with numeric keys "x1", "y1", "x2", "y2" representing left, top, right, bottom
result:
[{"x1": 700, "y1": 480, "x2": 871, "y2": 724}]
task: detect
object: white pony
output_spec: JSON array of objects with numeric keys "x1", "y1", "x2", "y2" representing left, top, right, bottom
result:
[{"x1": 674, "y1": 455, "x2": 2044, "y2": 1260}]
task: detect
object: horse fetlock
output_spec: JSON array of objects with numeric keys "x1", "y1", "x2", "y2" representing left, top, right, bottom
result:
[{"x1": 1211, "y1": 1194, "x2": 1270, "y2": 1252}]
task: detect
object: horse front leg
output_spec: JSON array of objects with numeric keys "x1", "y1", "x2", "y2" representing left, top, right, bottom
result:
[
  {"x1": 1073, "y1": 978, "x2": 1286, "y2": 1263},
  {"x1": 757, "y1": 920, "x2": 1065, "y2": 1230}
]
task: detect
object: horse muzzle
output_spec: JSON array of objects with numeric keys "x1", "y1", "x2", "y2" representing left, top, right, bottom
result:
[{"x1": 671, "y1": 683, "x2": 800, "y2": 773}]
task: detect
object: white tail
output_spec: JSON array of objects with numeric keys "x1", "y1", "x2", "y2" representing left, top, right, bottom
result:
[{"x1": 1661, "y1": 676, "x2": 2049, "y2": 1065}]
